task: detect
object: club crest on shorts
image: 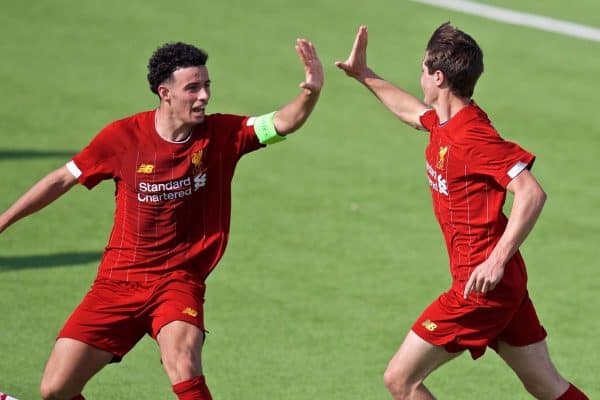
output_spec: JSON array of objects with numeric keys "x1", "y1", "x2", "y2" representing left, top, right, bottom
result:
[
  {"x1": 436, "y1": 146, "x2": 448, "y2": 170},
  {"x1": 422, "y1": 319, "x2": 438, "y2": 332}
]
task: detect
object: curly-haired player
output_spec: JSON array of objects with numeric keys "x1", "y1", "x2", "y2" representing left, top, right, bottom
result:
[{"x1": 0, "y1": 39, "x2": 323, "y2": 400}]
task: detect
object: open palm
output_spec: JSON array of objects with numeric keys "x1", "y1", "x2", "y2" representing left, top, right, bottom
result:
[
  {"x1": 335, "y1": 25, "x2": 369, "y2": 80},
  {"x1": 295, "y1": 38, "x2": 323, "y2": 93}
]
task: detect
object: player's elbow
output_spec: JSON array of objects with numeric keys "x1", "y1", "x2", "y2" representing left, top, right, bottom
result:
[
  {"x1": 533, "y1": 185, "x2": 547, "y2": 209},
  {"x1": 517, "y1": 172, "x2": 546, "y2": 211},
  {"x1": 540, "y1": 188, "x2": 547, "y2": 205},
  {"x1": 49, "y1": 165, "x2": 79, "y2": 191}
]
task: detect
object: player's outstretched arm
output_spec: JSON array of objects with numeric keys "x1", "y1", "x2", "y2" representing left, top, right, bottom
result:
[
  {"x1": 0, "y1": 165, "x2": 78, "y2": 234},
  {"x1": 463, "y1": 169, "x2": 546, "y2": 298},
  {"x1": 335, "y1": 25, "x2": 429, "y2": 130},
  {"x1": 272, "y1": 38, "x2": 323, "y2": 135}
]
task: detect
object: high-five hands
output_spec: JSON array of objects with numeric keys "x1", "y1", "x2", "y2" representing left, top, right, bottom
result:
[
  {"x1": 295, "y1": 38, "x2": 324, "y2": 94},
  {"x1": 335, "y1": 25, "x2": 370, "y2": 80}
]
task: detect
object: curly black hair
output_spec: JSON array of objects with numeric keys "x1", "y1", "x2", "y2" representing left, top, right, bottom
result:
[{"x1": 147, "y1": 42, "x2": 208, "y2": 95}]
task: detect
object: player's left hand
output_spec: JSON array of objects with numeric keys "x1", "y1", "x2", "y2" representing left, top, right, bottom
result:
[
  {"x1": 463, "y1": 258, "x2": 505, "y2": 299},
  {"x1": 295, "y1": 38, "x2": 323, "y2": 94}
]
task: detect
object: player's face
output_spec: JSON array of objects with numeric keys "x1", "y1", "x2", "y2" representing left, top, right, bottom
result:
[
  {"x1": 164, "y1": 66, "x2": 211, "y2": 125},
  {"x1": 420, "y1": 56, "x2": 438, "y2": 105}
]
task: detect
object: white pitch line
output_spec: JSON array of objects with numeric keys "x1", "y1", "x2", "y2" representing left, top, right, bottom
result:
[{"x1": 411, "y1": 0, "x2": 600, "y2": 42}]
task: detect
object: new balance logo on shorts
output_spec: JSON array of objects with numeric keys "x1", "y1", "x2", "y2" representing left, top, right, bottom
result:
[
  {"x1": 422, "y1": 319, "x2": 438, "y2": 332},
  {"x1": 182, "y1": 307, "x2": 198, "y2": 317}
]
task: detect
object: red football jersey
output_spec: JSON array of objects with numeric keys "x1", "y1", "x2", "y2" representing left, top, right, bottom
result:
[
  {"x1": 420, "y1": 102, "x2": 535, "y2": 303},
  {"x1": 68, "y1": 110, "x2": 263, "y2": 282}
]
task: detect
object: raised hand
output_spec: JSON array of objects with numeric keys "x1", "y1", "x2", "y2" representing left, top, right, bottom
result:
[
  {"x1": 335, "y1": 25, "x2": 369, "y2": 80},
  {"x1": 295, "y1": 38, "x2": 323, "y2": 94}
]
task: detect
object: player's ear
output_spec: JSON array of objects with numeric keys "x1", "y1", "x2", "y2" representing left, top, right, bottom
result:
[
  {"x1": 158, "y1": 84, "x2": 170, "y2": 102},
  {"x1": 434, "y1": 70, "x2": 445, "y2": 87}
]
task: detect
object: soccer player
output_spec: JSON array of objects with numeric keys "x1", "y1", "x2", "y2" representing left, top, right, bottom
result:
[
  {"x1": 0, "y1": 39, "x2": 323, "y2": 400},
  {"x1": 336, "y1": 24, "x2": 588, "y2": 400}
]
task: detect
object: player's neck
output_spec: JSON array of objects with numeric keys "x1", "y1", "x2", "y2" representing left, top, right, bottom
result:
[
  {"x1": 154, "y1": 108, "x2": 193, "y2": 143},
  {"x1": 432, "y1": 94, "x2": 471, "y2": 125}
]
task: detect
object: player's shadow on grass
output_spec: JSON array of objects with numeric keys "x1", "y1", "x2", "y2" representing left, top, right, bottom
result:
[
  {"x1": 0, "y1": 149, "x2": 77, "y2": 160},
  {"x1": 0, "y1": 251, "x2": 101, "y2": 271}
]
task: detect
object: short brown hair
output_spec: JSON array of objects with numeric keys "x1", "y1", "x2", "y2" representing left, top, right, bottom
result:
[{"x1": 425, "y1": 22, "x2": 483, "y2": 98}]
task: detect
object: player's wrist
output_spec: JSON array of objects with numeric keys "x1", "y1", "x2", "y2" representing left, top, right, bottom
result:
[
  {"x1": 488, "y1": 250, "x2": 509, "y2": 269},
  {"x1": 352, "y1": 67, "x2": 373, "y2": 82},
  {"x1": 301, "y1": 86, "x2": 321, "y2": 97}
]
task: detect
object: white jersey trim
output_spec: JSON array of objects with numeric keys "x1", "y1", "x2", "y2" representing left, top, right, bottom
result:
[
  {"x1": 507, "y1": 161, "x2": 528, "y2": 179},
  {"x1": 416, "y1": 108, "x2": 434, "y2": 132},
  {"x1": 419, "y1": 108, "x2": 432, "y2": 118},
  {"x1": 66, "y1": 160, "x2": 82, "y2": 178}
]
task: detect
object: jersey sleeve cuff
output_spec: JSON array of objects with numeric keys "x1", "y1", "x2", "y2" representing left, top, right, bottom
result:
[
  {"x1": 507, "y1": 161, "x2": 529, "y2": 179},
  {"x1": 66, "y1": 160, "x2": 82, "y2": 178}
]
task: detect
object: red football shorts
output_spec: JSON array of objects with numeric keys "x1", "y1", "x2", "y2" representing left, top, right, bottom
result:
[
  {"x1": 412, "y1": 289, "x2": 547, "y2": 359},
  {"x1": 58, "y1": 270, "x2": 206, "y2": 362}
]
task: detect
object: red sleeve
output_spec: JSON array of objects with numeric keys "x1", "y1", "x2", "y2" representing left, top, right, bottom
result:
[
  {"x1": 468, "y1": 126, "x2": 536, "y2": 188},
  {"x1": 211, "y1": 114, "x2": 264, "y2": 159},
  {"x1": 236, "y1": 116, "x2": 264, "y2": 157},
  {"x1": 71, "y1": 123, "x2": 120, "y2": 189},
  {"x1": 419, "y1": 109, "x2": 438, "y2": 131}
]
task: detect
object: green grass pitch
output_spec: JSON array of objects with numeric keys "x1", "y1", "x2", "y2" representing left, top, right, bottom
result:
[{"x1": 0, "y1": 0, "x2": 598, "y2": 398}]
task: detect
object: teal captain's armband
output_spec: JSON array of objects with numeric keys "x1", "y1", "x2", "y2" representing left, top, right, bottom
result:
[{"x1": 253, "y1": 112, "x2": 286, "y2": 145}]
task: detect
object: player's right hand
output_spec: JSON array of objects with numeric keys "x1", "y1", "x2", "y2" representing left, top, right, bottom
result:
[
  {"x1": 463, "y1": 258, "x2": 506, "y2": 299},
  {"x1": 335, "y1": 25, "x2": 370, "y2": 80}
]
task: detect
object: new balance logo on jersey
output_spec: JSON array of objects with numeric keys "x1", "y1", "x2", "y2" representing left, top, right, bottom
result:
[
  {"x1": 426, "y1": 162, "x2": 448, "y2": 196},
  {"x1": 137, "y1": 164, "x2": 155, "y2": 174},
  {"x1": 135, "y1": 150, "x2": 208, "y2": 203}
]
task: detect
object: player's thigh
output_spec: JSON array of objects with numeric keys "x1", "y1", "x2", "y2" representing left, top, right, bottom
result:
[
  {"x1": 41, "y1": 338, "x2": 113, "y2": 397},
  {"x1": 497, "y1": 339, "x2": 568, "y2": 398},
  {"x1": 385, "y1": 330, "x2": 462, "y2": 385},
  {"x1": 157, "y1": 320, "x2": 205, "y2": 382}
]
